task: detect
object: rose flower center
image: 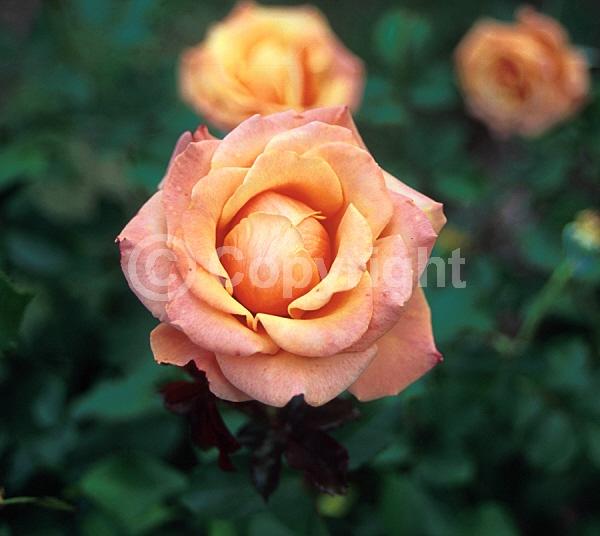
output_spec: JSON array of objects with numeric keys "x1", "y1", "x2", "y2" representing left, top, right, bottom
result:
[
  {"x1": 221, "y1": 192, "x2": 331, "y2": 316},
  {"x1": 493, "y1": 56, "x2": 530, "y2": 101}
]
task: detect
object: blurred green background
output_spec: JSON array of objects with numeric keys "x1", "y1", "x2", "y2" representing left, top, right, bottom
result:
[{"x1": 1, "y1": 0, "x2": 599, "y2": 534}]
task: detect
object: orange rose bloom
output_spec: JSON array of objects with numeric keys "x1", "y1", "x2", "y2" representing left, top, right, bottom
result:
[
  {"x1": 179, "y1": 2, "x2": 364, "y2": 131},
  {"x1": 117, "y1": 106, "x2": 445, "y2": 407},
  {"x1": 455, "y1": 6, "x2": 589, "y2": 137}
]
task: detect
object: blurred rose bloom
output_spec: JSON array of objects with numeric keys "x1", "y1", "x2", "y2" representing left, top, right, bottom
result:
[
  {"x1": 179, "y1": 1, "x2": 364, "y2": 130},
  {"x1": 117, "y1": 106, "x2": 446, "y2": 407},
  {"x1": 455, "y1": 6, "x2": 589, "y2": 137}
]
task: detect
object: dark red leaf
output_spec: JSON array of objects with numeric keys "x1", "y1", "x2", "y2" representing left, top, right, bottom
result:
[
  {"x1": 301, "y1": 398, "x2": 360, "y2": 431},
  {"x1": 160, "y1": 366, "x2": 240, "y2": 471},
  {"x1": 285, "y1": 430, "x2": 349, "y2": 495},
  {"x1": 160, "y1": 381, "x2": 204, "y2": 414}
]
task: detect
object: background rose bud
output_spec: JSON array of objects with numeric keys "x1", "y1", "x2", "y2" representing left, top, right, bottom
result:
[
  {"x1": 117, "y1": 106, "x2": 445, "y2": 407},
  {"x1": 179, "y1": 2, "x2": 364, "y2": 131},
  {"x1": 454, "y1": 6, "x2": 589, "y2": 137}
]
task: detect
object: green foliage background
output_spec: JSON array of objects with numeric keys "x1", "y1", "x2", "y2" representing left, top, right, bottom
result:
[{"x1": 1, "y1": 0, "x2": 599, "y2": 534}]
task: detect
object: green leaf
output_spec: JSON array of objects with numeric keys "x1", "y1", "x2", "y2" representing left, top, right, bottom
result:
[
  {"x1": 0, "y1": 272, "x2": 33, "y2": 354},
  {"x1": 71, "y1": 360, "x2": 167, "y2": 422},
  {"x1": 434, "y1": 169, "x2": 487, "y2": 206},
  {"x1": 427, "y1": 285, "x2": 493, "y2": 345},
  {"x1": 181, "y1": 463, "x2": 265, "y2": 519},
  {"x1": 528, "y1": 153, "x2": 570, "y2": 194},
  {"x1": 0, "y1": 143, "x2": 48, "y2": 188},
  {"x1": 79, "y1": 451, "x2": 186, "y2": 534},
  {"x1": 372, "y1": 442, "x2": 411, "y2": 468},
  {"x1": 267, "y1": 477, "x2": 318, "y2": 534},
  {"x1": 373, "y1": 9, "x2": 432, "y2": 68},
  {"x1": 519, "y1": 224, "x2": 563, "y2": 272},
  {"x1": 5, "y1": 232, "x2": 69, "y2": 276},
  {"x1": 380, "y1": 475, "x2": 448, "y2": 535},
  {"x1": 0, "y1": 494, "x2": 74, "y2": 512},
  {"x1": 357, "y1": 76, "x2": 409, "y2": 127},
  {"x1": 463, "y1": 503, "x2": 519, "y2": 536},
  {"x1": 544, "y1": 339, "x2": 590, "y2": 392},
  {"x1": 209, "y1": 519, "x2": 238, "y2": 536},
  {"x1": 526, "y1": 412, "x2": 578, "y2": 472},
  {"x1": 416, "y1": 451, "x2": 475, "y2": 487},
  {"x1": 410, "y1": 63, "x2": 458, "y2": 110},
  {"x1": 585, "y1": 423, "x2": 600, "y2": 469},
  {"x1": 248, "y1": 514, "x2": 295, "y2": 536},
  {"x1": 337, "y1": 400, "x2": 400, "y2": 470},
  {"x1": 112, "y1": 0, "x2": 156, "y2": 46}
]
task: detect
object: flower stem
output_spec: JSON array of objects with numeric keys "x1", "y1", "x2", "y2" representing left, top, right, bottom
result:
[{"x1": 515, "y1": 259, "x2": 575, "y2": 348}]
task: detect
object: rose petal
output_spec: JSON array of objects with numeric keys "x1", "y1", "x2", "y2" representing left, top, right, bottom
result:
[
  {"x1": 348, "y1": 234, "x2": 414, "y2": 351},
  {"x1": 263, "y1": 121, "x2": 357, "y2": 154},
  {"x1": 117, "y1": 192, "x2": 170, "y2": 321},
  {"x1": 222, "y1": 213, "x2": 319, "y2": 316},
  {"x1": 150, "y1": 323, "x2": 249, "y2": 402},
  {"x1": 231, "y1": 191, "x2": 321, "y2": 227},
  {"x1": 306, "y1": 142, "x2": 393, "y2": 238},
  {"x1": 382, "y1": 190, "x2": 439, "y2": 281},
  {"x1": 170, "y1": 230, "x2": 253, "y2": 325},
  {"x1": 384, "y1": 171, "x2": 446, "y2": 234},
  {"x1": 296, "y1": 216, "x2": 332, "y2": 269},
  {"x1": 241, "y1": 39, "x2": 304, "y2": 107},
  {"x1": 257, "y1": 271, "x2": 373, "y2": 357},
  {"x1": 162, "y1": 140, "x2": 220, "y2": 234},
  {"x1": 216, "y1": 345, "x2": 377, "y2": 407},
  {"x1": 159, "y1": 126, "x2": 217, "y2": 188},
  {"x1": 314, "y1": 42, "x2": 365, "y2": 110},
  {"x1": 181, "y1": 167, "x2": 247, "y2": 283},
  {"x1": 180, "y1": 45, "x2": 260, "y2": 131},
  {"x1": 165, "y1": 266, "x2": 278, "y2": 357},
  {"x1": 349, "y1": 288, "x2": 442, "y2": 401},
  {"x1": 517, "y1": 6, "x2": 567, "y2": 49},
  {"x1": 219, "y1": 150, "x2": 343, "y2": 229},
  {"x1": 210, "y1": 106, "x2": 364, "y2": 169},
  {"x1": 161, "y1": 131, "x2": 192, "y2": 186},
  {"x1": 288, "y1": 204, "x2": 372, "y2": 317}
]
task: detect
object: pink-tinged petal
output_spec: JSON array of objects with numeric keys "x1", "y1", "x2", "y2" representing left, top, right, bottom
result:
[
  {"x1": 382, "y1": 190, "x2": 439, "y2": 280},
  {"x1": 162, "y1": 131, "x2": 192, "y2": 184},
  {"x1": 257, "y1": 271, "x2": 373, "y2": 357},
  {"x1": 219, "y1": 150, "x2": 343, "y2": 229},
  {"x1": 159, "y1": 127, "x2": 218, "y2": 188},
  {"x1": 348, "y1": 235, "x2": 414, "y2": 351},
  {"x1": 191, "y1": 124, "x2": 218, "y2": 142},
  {"x1": 162, "y1": 139, "x2": 220, "y2": 234},
  {"x1": 231, "y1": 191, "x2": 321, "y2": 227},
  {"x1": 150, "y1": 323, "x2": 249, "y2": 402},
  {"x1": 165, "y1": 266, "x2": 278, "y2": 357},
  {"x1": 349, "y1": 288, "x2": 442, "y2": 401},
  {"x1": 384, "y1": 171, "x2": 446, "y2": 234},
  {"x1": 288, "y1": 204, "x2": 372, "y2": 317},
  {"x1": 181, "y1": 167, "x2": 247, "y2": 283},
  {"x1": 517, "y1": 6, "x2": 567, "y2": 49},
  {"x1": 211, "y1": 110, "x2": 309, "y2": 169},
  {"x1": 263, "y1": 121, "x2": 357, "y2": 154},
  {"x1": 300, "y1": 106, "x2": 367, "y2": 146},
  {"x1": 179, "y1": 43, "x2": 261, "y2": 132},
  {"x1": 216, "y1": 345, "x2": 377, "y2": 407},
  {"x1": 116, "y1": 192, "x2": 170, "y2": 321},
  {"x1": 306, "y1": 142, "x2": 393, "y2": 238},
  {"x1": 170, "y1": 230, "x2": 253, "y2": 326},
  {"x1": 314, "y1": 42, "x2": 365, "y2": 111},
  {"x1": 210, "y1": 106, "x2": 364, "y2": 169},
  {"x1": 222, "y1": 213, "x2": 319, "y2": 316},
  {"x1": 295, "y1": 216, "x2": 332, "y2": 269}
]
